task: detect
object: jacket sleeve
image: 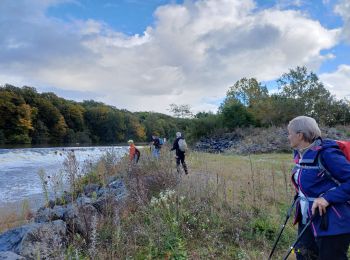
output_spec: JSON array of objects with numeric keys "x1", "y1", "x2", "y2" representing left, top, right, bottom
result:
[
  {"x1": 321, "y1": 147, "x2": 350, "y2": 204},
  {"x1": 170, "y1": 139, "x2": 177, "y2": 151}
]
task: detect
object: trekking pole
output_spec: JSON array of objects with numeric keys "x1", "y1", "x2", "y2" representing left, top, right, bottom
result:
[
  {"x1": 282, "y1": 213, "x2": 316, "y2": 260},
  {"x1": 268, "y1": 197, "x2": 298, "y2": 260}
]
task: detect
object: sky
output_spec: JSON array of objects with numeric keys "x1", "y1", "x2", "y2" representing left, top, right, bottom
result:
[{"x1": 1, "y1": 0, "x2": 350, "y2": 114}]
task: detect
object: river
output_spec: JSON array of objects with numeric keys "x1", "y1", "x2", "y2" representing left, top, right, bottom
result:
[{"x1": 0, "y1": 146, "x2": 128, "y2": 213}]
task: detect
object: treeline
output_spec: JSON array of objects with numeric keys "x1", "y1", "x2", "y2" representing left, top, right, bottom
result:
[
  {"x1": 0, "y1": 85, "x2": 189, "y2": 145},
  {"x1": 188, "y1": 66, "x2": 350, "y2": 140},
  {"x1": 1, "y1": 66, "x2": 350, "y2": 145}
]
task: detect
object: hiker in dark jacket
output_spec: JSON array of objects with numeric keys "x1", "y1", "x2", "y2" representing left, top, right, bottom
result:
[
  {"x1": 170, "y1": 132, "x2": 188, "y2": 175},
  {"x1": 288, "y1": 116, "x2": 350, "y2": 260},
  {"x1": 151, "y1": 135, "x2": 161, "y2": 159}
]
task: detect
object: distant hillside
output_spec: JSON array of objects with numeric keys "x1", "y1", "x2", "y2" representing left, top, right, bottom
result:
[{"x1": 0, "y1": 85, "x2": 189, "y2": 145}]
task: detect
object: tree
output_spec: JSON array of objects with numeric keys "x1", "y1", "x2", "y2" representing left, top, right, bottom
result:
[
  {"x1": 219, "y1": 99, "x2": 255, "y2": 130},
  {"x1": 225, "y1": 78, "x2": 268, "y2": 107},
  {"x1": 168, "y1": 104, "x2": 193, "y2": 118},
  {"x1": 277, "y1": 66, "x2": 336, "y2": 125}
]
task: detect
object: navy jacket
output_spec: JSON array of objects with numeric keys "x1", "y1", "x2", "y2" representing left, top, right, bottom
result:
[{"x1": 292, "y1": 139, "x2": 350, "y2": 237}]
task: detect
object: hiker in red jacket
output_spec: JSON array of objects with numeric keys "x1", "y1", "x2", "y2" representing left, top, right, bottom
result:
[
  {"x1": 128, "y1": 140, "x2": 139, "y2": 164},
  {"x1": 288, "y1": 116, "x2": 350, "y2": 259}
]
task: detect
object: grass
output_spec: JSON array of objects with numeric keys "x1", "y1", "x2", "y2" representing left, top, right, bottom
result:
[
  {"x1": 1, "y1": 146, "x2": 299, "y2": 259},
  {"x1": 67, "y1": 147, "x2": 298, "y2": 259}
]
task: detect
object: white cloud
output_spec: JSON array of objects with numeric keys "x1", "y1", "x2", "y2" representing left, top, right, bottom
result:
[
  {"x1": 334, "y1": 0, "x2": 350, "y2": 43},
  {"x1": 320, "y1": 64, "x2": 350, "y2": 99},
  {"x1": 0, "y1": 0, "x2": 342, "y2": 113}
]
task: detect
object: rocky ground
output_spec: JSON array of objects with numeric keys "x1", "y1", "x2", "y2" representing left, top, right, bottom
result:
[
  {"x1": 0, "y1": 176, "x2": 127, "y2": 259},
  {"x1": 194, "y1": 126, "x2": 350, "y2": 154}
]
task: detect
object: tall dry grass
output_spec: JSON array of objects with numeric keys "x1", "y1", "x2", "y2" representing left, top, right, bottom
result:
[{"x1": 83, "y1": 148, "x2": 298, "y2": 259}]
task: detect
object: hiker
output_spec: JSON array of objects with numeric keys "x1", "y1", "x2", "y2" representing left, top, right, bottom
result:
[
  {"x1": 170, "y1": 132, "x2": 188, "y2": 175},
  {"x1": 151, "y1": 135, "x2": 162, "y2": 159},
  {"x1": 288, "y1": 116, "x2": 350, "y2": 260},
  {"x1": 128, "y1": 140, "x2": 140, "y2": 164}
]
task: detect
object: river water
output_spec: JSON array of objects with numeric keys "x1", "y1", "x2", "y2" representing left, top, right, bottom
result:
[{"x1": 0, "y1": 146, "x2": 128, "y2": 212}]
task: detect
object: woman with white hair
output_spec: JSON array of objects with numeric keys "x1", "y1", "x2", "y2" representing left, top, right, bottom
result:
[
  {"x1": 287, "y1": 116, "x2": 350, "y2": 259},
  {"x1": 170, "y1": 132, "x2": 188, "y2": 175}
]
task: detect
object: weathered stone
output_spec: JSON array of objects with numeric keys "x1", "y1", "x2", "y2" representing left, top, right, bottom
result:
[
  {"x1": 75, "y1": 196, "x2": 93, "y2": 206},
  {"x1": 18, "y1": 220, "x2": 66, "y2": 259},
  {"x1": 83, "y1": 183, "x2": 100, "y2": 197},
  {"x1": 34, "y1": 206, "x2": 67, "y2": 223},
  {"x1": 0, "y1": 221, "x2": 66, "y2": 260},
  {"x1": 92, "y1": 194, "x2": 119, "y2": 215},
  {"x1": 63, "y1": 204, "x2": 100, "y2": 239},
  {"x1": 0, "y1": 225, "x2": 32, "y2": 252},
  {"x1": 0, "y1": 251, "x2": 25, "y2": 260}
]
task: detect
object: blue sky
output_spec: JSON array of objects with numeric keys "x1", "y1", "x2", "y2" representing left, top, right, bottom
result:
[
  {"x1": 1, "y1": 0, "x2": 350, "y2": 113},
  {"x1": 48, "y1": 0, "x2": 184, "y2": 35}
]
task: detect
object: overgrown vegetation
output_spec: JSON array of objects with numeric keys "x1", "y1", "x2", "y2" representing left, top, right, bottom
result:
[
  {"x1": 62, "y1": 150, "x2": 299, "y2": 259},
  {"x1": 0, "y1": 144, "x2": 306, "y2": 259}
]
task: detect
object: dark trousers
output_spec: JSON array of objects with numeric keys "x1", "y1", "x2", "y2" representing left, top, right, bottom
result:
[
  {"x1": 176, "y1": 153, "x2": 188, "y2": 174},
  {"x1": 295, "y1": 222, "x2": 350, "y2": 260}
]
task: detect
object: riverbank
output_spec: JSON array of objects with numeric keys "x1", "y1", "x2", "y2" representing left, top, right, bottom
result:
[{"x1": 1, "y1": 148, "x2": 299, "y2": 259}]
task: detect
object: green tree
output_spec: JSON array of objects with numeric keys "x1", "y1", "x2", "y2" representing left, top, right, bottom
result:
[
  {"x1": 277, "y1": 66, "x2": 337, "y2": 124},
  {"x1": 219, "y1": 99, "x2": 255, "y2": 130},
  {"x1": 168, "y1": 104, "x2": 193, "y2": 118}
]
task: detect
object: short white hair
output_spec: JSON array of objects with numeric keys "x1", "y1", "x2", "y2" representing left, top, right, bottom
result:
[
  {"x1": 288, "y1": 116, "x2": 321, "y2": 143},
  {"x1": 176, "y1": 132, "x2": 182, "y2": 138}
]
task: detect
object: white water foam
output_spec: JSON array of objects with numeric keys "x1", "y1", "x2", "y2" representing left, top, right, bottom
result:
[{"x1": 0, "y1": 146, "x2": 128, "y2": 205}]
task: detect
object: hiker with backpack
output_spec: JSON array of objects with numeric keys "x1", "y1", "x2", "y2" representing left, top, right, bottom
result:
[
  {"x1": 170, "y1": 132, "x2": 188, "y2": 175},
  {"x1": 128, "y1": 139, "x2": 140, "y2": 164},
  {"x1": 286, "y1": 116, "x2": 350, "y2": 260},
  {"x1": 151, "y1": 135, "x2": 162, "y2": 159}
]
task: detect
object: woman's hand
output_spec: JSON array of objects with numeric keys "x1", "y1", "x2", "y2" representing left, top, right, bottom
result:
[{"x1": 311, "y1": 197, "x2": 329, "y2": 216}]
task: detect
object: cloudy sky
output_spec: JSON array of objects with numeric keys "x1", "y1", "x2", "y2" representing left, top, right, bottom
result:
[{"x1": 1, "y1": 0, "x2": 350, "y2": 114}]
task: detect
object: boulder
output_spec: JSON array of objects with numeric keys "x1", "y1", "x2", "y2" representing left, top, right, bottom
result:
[
  {"x1": 83, "y1": 183, "x2": 100, "y2": 197},
  {"x1": 0, "y1": 220, "x2": 66, "y2": 260},
  {"x1": 63, "y1": 204, "x2": 100, "y2": 240},
  {"x1": 0, "y1": 225, "x2": 32, "y2": 252},
  {"x1": 34, "y1": 206, "x2": 67, "y2": 223},
  {"x1": 0, "y1": 251, "x2": 25, "y2": 260},
  {"x1": 18, "y1": 220, "x2": 66, "y2": 259}
]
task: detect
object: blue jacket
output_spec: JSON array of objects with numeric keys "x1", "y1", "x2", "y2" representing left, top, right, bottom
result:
[{"x1": 292, "y1": 138, "x2": 350, "y2": 237}]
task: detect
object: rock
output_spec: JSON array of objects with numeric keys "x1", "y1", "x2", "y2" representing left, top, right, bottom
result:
[
  {"x1": 18, "y1": 220, "x2": 66, "y2": 259},
  {"x1": 92, "y1": 194, "x2": 119, "y2": 215},
  {"x1": 76, "y1": 196, "x2": 93, "y2": 206},
  {"x1": 0, "y1": 251, "x2": 25, "y2": 260},
  {"x1": 0, "y1": 220, "x2": 66, "y2": 260},
  {"x1": 35, "y1": 205, "x2": 67, "y2": 223},
  {"x1": 63, "y1": 204, "x2": 100, "y2": 240},
  {"x1": 83, "y1": 183, "x2": 100, "y2": 197},
  {"x1": 0, "y1": 225, "x2": 32, "y2": 252}
]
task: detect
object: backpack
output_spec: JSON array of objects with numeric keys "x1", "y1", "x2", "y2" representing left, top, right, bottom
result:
[
  {"x1": 178, "y1": 138, "x2": 188, "y2": 152},
  {"x1": 318, "y1": 140, "x2": 350, "y2": 185},
  {"x1": 159, "y1": 138, "x2": 164, "y2": 145}
]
